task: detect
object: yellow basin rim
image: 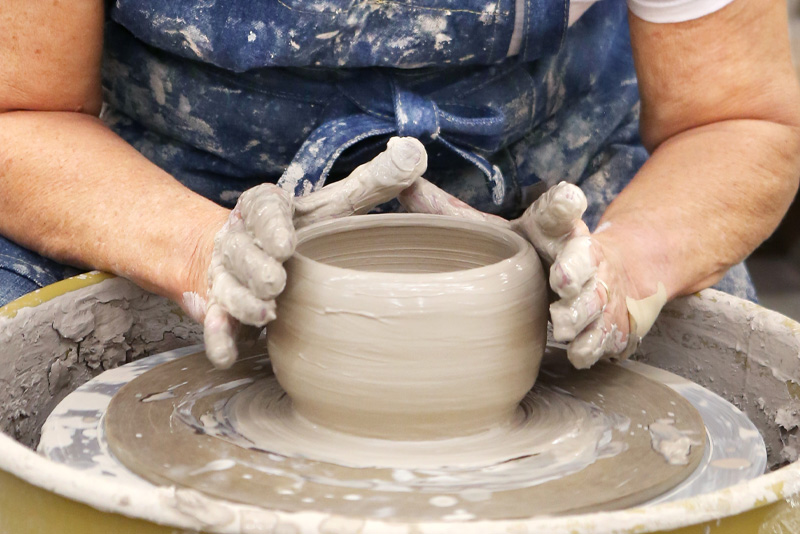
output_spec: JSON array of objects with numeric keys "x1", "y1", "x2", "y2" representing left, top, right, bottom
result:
[
  {"x1": 1, "y1": 278, "x2": 800, "y2": 532},
  {"x1": 0, "y1": 271, "x2": 115, "y2": 319}
]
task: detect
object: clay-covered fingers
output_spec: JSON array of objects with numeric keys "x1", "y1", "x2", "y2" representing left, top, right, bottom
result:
[
  {"x1": 398, "y1": 177, "x2": 510, "y2": 227},
  {"x1": 565, "y1": 295, "x2": 629, "y2": 370},
  {"x1": 547, "y1": 231, "x2": 654, "y2": 369},
  {"x1": 208, "y1": 266, "x2": 278, "y2": 326},
  {"x1": 512, "y1": 182, "x2": 590, "y2": 264},
  {"x1": 548, "y1": 250, "x2": 631, "y2": 370},
  {"x1": 203, "y1": 301, "x2": 264, "y2": 370},
  {"x1": 549, "y1": 235, "x2": 600, "y2": 300},
  {"x1": 567, "y1": 315, "x2": 628, "y2": 370},
  {"x1": 237, "y1": 184, "x2": 296, "y2": 261},
  {"x1": 553, "y1": 234, "x2": 669, "y2": 369},
  {"x1": 211, "y1": 185, "x2": 295, "y2": 321},
  {"x1": 515, "y1": 182, "x2": 634, "y2": 370},
  {"x1": 203, "y1": 184, "x2": 297, "y2": 369},
  {"x1": 550, "y1": 277, "x2": 607, "y2": 342},
  {"x1": 546, "y1": 234, "x2": 621, "y2": 369},
  {"x1": 217, "y1": 231, "x2": 287, "y2": 300},
  {"x1": 205, "y1": 246, "x2": 279, "y2": 369},
  {"x1": 203, "y1": 300, "x2": 240, "y2": 370},
  {"x1": 293, "y1": 137, "x2": 429, "y2": 229}
]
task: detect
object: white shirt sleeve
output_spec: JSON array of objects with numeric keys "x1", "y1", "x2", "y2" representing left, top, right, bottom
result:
[
  {"x1": 510, "y1": 0, "x2": 737, "y2": 56},
  {"x1": 626, "y1": 0, "x2": 737, "y2": 23}
]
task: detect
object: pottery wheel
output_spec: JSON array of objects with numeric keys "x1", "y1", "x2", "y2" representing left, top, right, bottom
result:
[
  {"x1": 39, "y1": 345, "x2": 767, "y2": 523},
  {"x1": 120, "y1": 346, "x2": 704, "y2": 520}
]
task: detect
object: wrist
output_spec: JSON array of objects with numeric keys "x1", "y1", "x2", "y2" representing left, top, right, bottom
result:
[
  {"x1": 144, "y1": 200, "x2": 229, "y2": 318},
  {"x1": 591, "y1": 220, "x2": 680, "y2": 302},
  {"x1": 178, "y1": 209, "x2": 229, "y2": 302}
]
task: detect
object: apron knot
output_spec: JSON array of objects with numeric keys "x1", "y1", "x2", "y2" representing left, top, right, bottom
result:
[
  {"x1": 393, "y1": 86, "x2": 440, "y2": 145},
  {"x1": 278, "y1": 72, "x2": 510, "y2": 205}
]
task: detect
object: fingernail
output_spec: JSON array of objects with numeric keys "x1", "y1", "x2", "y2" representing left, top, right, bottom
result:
[
  {"x1": 388, "y1": 138, "x2": 424, "y2": 173},
  {"x1": 553, "y1": 184, "x2": 587, "y2": 214},
  {"x1": 205, "y1": 336, "x2": 237, "y2": 370},
  {"x1": 211, "y1": 349, "x2": 236, "y2": 370}
]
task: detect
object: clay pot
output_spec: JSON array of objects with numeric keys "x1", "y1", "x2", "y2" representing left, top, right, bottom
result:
[{"x1": 267, "y1": 214, "x2": 548, "y2": 440}]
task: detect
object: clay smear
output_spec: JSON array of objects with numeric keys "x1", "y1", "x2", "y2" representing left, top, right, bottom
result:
[
  {"x1": 178, "y1": 374, "x2": 628, "y2": 491},
  {"x1": 649, "y1": 419, "x2": 701, "y2": 466}
]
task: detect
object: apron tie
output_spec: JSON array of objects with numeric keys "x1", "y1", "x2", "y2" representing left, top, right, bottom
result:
[{"x1": 278, "y1": 72, "x2": 508, "y2": 205}]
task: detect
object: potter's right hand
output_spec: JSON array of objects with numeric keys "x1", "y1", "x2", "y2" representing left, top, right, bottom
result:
[
  {"x1": 200, "y1": 137, "x2": 428, "y2": 369},
  {"x1": 512, "y1": 183, "x2": 638, "y2": 369},
  {"x1": 399, "y1": 180, "x2": 664, "y2": 370}
]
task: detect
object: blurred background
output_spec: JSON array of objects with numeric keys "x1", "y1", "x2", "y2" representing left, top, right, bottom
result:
[{"x1": 745, "y1": 0, "x2": 800, "y2": 320}]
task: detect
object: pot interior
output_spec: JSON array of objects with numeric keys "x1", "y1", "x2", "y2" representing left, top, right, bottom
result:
[{"x1": 296, "y1": 216, "x2": 521, "y2": 273}]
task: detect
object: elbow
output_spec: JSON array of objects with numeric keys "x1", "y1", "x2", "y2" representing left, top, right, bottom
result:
[
  {"x1": 0, "y1": 79, "x2": 103, "y2": 117},
  {"x1": 783, "y1": 125, "x2": 800, "y2": 195},
  {"x1": 639, "y1": 73, "x2": 800, "y2": 155}
]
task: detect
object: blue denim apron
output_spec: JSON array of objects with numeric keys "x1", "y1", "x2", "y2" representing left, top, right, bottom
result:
[{"x1": 0, "y1": 0, "x2": 756, "y2": 307}]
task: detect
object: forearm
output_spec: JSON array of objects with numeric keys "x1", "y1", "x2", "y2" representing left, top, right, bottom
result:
[
  {"x1": 0, "y1": 110, "x2": 228, "y2": 301},
  {"x1": 595, "y1": 118, "x2": 800, "y2": 300}
]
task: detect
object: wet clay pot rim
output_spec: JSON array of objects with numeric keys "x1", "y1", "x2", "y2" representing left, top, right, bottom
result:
[{"x1": 289, "y1": 213, "x2": 534, "y2": 280}]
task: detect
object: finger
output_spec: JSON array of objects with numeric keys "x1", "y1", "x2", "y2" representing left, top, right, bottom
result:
[
  {"x1": 549, "y1": 236, "x2": 598, "y2": 299},
  {"x1": 550, "y1": 279, "x2": 608, "y2": 342},
  {"x1": 293, "y1": 137, "x2": 428, "y2": 228},
  {"x1": 219, "y1": 230, "x2": 287, "y2": 300},
  {"x1": 210, "y1": 270, "x2": 277, "y2": 327},
  {"x1": 204, "y1": 301, "x2": 239, "y2": 370},
  {"x1": 181, "y1": 291, "x2": 207, "y2": 323},
  {"x1": 566, "y1": 315, "x2": 627, "y2": 370},
  {"x1": 529, "y1": 182, "x2": 588, "y2": 236},
  {"x1": 398, "y1": 178, "x2": 510, "y2": 227},
  {"x1": 237, "y1": 184, "x2": 296, "y2": 261},
  {"x1": 513, "y1": 182, "x2": 590, "y2": 262}
]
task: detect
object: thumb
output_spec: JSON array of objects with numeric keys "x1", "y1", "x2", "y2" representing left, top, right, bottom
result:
[
  {"x1": 513, "y1": 182, "x2": 590, "y2": 264},
  {"x1": 399, "y1": 177, "x2": 509, "y2": 227},
  {"x1": 293, "y1": 137, "x2": 427, "y2": 229},
  {"x1": 203, "y1": 300, "x2": 240, "y2": 369}
]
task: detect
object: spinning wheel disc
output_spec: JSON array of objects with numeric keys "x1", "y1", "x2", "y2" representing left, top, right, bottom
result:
[{"x1": 101, "y1": 347, "x2": 705, "y2": 520}]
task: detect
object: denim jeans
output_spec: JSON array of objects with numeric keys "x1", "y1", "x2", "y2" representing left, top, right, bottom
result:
[{"x1": 0, "y1": 236, "x2": 80, "y2": 307}]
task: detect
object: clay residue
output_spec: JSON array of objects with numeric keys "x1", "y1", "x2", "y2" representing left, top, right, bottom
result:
[
  {"x1": 0, "y1": 275, "x2": 202, "y2": 447},
  {"x1": 179, "y1": 374, "x2": 629, "y2": 492},
  {"x1": 648, "y1": 419, "x2": 700, "y2": 466},
  {"x1": 636, "y1": 289, "x2": 800, "y2": 471}
]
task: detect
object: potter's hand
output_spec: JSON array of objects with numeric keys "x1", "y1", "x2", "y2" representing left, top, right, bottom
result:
[
  {"x1": 514, "y1": 183, "x2": 653, "y2": 369},
  {"x1": 203, "y1": 137, "x2": 428, "y2": 369},
  {"x1": 400, "y1": 180, "x2": 666, "y2": 369}
]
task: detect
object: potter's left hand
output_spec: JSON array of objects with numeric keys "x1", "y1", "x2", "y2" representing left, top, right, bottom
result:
[
  {"x1": 399, "y1": 179, "x2": 666, "y2": 369},
  {"x1": 199, "y1": 137, "x2": 428, "y2": 369}
]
